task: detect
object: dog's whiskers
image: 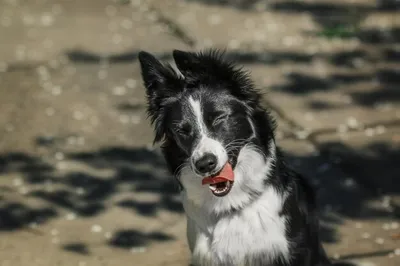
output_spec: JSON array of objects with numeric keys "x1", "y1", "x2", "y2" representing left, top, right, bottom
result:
[{"x1": 173, "y1": 160, "x2": 189, "y2": 179}]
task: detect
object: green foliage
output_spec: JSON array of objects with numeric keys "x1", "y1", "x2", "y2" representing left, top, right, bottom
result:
[{"x1": 317, "y1": 25, "x2": 358, "y2": 39}]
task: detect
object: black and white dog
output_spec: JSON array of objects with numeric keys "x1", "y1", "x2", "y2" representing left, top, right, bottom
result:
[{"x1": 138, "y1": 50, "x2": 332, "y2": 266}]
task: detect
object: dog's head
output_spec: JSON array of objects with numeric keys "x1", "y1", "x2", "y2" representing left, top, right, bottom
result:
[{"x1": 138, "y1": 50, "x2": 275, "y2": 206}]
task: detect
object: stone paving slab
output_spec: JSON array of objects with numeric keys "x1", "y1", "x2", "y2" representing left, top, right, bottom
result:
[
  {"x1": 0, "y1": 62, "x2": 153, "y2": 153},
  {"x1": 325, "y1": 219, "x2": 400, "y2": 266},
  {"x1": 150, "y1": 0, "x2": 329, "y2": 52},
  {"x1": 0, "y1": 0, "x2": 188, "y2": 63},
  {"x1": 0, "y1": 215, "x2": 188, "y2": 266},
  {"x1": 151, "y1": 0, "x2": 399, "y2": 52},
  {"x1": 278, "y1": 139, "x2": 400, "y2": 266},
  {"x1": 0, "y1": 138, "x2": 189, "y2": 266},
  {"x1": 259, "y1": 65, "x2": 400, "y2": 133},
  {"x1": 314, "y1": 126, "x2": 400, "y2": 198}
]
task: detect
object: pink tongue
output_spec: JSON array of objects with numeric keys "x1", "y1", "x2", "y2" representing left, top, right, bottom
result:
[{"x1": 202, "y1": 163, "x2": 234, "y2": 185}]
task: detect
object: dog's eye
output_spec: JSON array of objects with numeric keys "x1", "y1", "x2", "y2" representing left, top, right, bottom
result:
[
  {"x1": 212, "y1": 114, "x2": 228, "y2": 127},
  {"x1": 177, "y1": 125, "x2": 192, "y2": 137}
]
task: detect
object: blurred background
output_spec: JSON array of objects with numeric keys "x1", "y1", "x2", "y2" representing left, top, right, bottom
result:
[{"x1": 0, "y1": 0, "x2": 399, "y2": 265}]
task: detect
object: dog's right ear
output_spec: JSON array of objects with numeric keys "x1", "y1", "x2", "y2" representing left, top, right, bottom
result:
[
  {"x1": 138, "y1": 51, "x2": 180, "y2": 143},
  {"x1": 138, "y1": 51, "x2": 168, "y2": 93}
]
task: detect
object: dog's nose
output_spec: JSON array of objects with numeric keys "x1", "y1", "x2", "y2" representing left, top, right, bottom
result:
[{"x1": 194, "y1": 153, "x2": 217, "y2": 174}]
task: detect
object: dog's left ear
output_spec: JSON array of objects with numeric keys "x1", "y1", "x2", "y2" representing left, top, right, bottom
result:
[
  {"x1": 173, "y1": 49, "x2": 260, "y2": 107},
  {"x1": 172, "y1": 50, "x2": 200, "y2": 77}
]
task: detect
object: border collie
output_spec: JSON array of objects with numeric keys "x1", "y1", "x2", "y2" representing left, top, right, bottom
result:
[{"x1": 138, "y1": 50, "x2": 331, "y2": 266}]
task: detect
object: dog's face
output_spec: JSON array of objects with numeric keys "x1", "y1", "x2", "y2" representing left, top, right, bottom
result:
[
  {"x1": 164, "y1": 89, "x2": 254, "y2": 177},
  {"x1": 138, "y1": 50, "x2": 273, "y2": 203}
]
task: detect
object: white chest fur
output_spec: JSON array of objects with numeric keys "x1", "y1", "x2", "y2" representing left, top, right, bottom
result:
[
  {"x1": 183, "y1": 186, "x2": 290, "y2": 266},
  {"x1": 179, "y1": 144, "x2": 290, "y2": 265}
]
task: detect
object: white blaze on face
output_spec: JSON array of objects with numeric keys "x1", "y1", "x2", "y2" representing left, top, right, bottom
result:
[{"x1": 188, "y1": 96, "x2": 228, "y2": 175}]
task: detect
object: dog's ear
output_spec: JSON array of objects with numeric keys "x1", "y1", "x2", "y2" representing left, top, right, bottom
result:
[
  {"x1": 138, "y1": 51, "x2": 181, "y2": 143},
  {"x1": 173, "y1": 49, "x2": 260, "y2": 107},
  {"x1": 172, "y1": 50, "x2": 200, "y2": 76},
  {"x1": 138, "y1": 51, "x2": 169, "y2": 92}
]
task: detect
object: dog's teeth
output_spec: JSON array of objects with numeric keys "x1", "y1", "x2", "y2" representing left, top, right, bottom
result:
[{"x1": 209, "y1": 181, "x2": 232, "y2": 196}]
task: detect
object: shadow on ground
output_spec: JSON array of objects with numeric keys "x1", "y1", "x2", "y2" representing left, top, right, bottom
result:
[
  {"x1": 0, "y1": 146, "x2": 182, "y2": 252},
  {"x1": 66, "y1": 45, "x2": 400, "y2": 118},
  {"x1": 186, "y1": 0, "x2": 400, "y2": 11},
  {"x1": 1, "y1": 139, "x2": 399, "y2": 256}
]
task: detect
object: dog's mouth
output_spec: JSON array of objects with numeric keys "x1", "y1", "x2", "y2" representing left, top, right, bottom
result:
[
  {"x1": 202, "y1": 163, "x2": 234, "y2": 197},
  {"x1": 208, "y1": 180, "x2": 233, "y2": 197}
]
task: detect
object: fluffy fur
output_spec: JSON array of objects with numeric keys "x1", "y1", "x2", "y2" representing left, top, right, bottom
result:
[{"x1": 138, "y1": 49, "x2": 332, "y2": 266}]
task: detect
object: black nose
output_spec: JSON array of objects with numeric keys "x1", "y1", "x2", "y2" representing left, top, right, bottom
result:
[{"x1": 194, "y1": 153, "x2": 217, "y2": 174}]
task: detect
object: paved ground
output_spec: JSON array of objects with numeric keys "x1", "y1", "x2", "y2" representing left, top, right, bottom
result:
[{"x1": 0, "y1": 0, "x2": 399, "y2": 265}]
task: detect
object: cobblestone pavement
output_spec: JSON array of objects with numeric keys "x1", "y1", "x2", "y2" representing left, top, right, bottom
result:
[{"x1": 0, "y1": 0, "x2": 399, "y2": 265}]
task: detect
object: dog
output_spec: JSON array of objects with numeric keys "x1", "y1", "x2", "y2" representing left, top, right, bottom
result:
[{"x1": 138, "y1": 49, "x2": 332, "y2": 266}]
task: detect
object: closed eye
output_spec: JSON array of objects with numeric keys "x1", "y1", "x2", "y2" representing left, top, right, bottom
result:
[
  {"x1": 212, "y1": 114, "x2": 228, "y2": 127},
  {"x1": 176, "y1": 125, "x2": 192, "y2": 137}
]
